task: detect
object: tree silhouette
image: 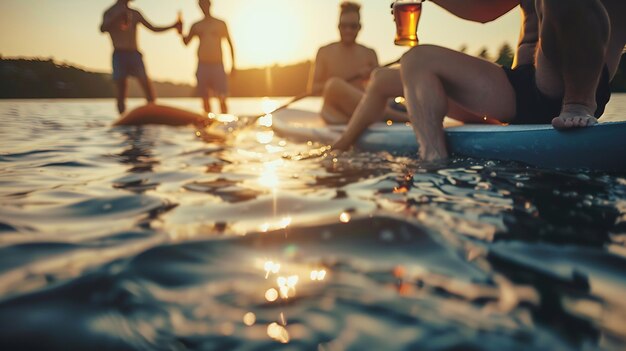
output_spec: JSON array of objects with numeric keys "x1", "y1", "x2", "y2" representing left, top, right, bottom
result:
[
  {"x1": 495, "y1": 43, "x2": 515, "y2": 68},
  {"x1": 476, "y1": 47, "x2": 490, "y2": 61}
]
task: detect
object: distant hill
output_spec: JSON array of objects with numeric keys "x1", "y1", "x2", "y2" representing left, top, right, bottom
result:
[
  {"x1": 1, "y1": 54, "x2": 624, "y2": 99},
  {"x1": 0, "y1": 57, "x2": 312, "y2": 99}
]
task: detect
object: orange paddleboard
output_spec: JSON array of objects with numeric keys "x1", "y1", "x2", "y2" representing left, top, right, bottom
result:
[{"x1": 113, "y1": 104, "x2": 207, "y2": 126}]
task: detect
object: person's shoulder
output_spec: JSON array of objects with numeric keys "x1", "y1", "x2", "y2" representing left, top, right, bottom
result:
[
  {"x1": 213, "y1": 17, "x2": 227, "y2": 26},
  {"x1": 129, "y1": 8, "x2": 144, "y2": 19},
  {"x1": 356, "y1": 43, "x2": 376, "y2": 53},
  {"x1": 359, "y1": 45, "x2": 378, "y2": 59},
  {"x1": 319, "y1": 42, "x2": 340, "y2": 53},
  {"x1": 190, "y1": 20, "x2": 203, "y2": 31},
  {"x1": 316, "y1": 43, "x2": 335, "y2": 60},
  {"x1": 103, "y1": 4, "x2": 117, "y2": 15},
  {"x1": 193, "y1": 19, "x2": 207, "y2": 27}
]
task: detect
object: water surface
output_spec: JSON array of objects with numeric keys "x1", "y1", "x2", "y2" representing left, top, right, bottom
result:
[{"x1": 0, "y1": 96, "x2": 625, "y2": 350}]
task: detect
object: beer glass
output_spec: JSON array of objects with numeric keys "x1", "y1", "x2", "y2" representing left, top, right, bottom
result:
[{"x1": 393, "y1": 0, "x2": 423, "y2": 46}]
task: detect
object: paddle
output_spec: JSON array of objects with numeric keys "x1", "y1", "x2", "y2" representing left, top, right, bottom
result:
[{"x1": 245, "y1": 58, "x2": 401, "y2": 124}]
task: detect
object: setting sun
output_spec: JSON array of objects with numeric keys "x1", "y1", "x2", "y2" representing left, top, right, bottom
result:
[{"x1": 229, "y1": 0, "x2": 305, "y2": 67}]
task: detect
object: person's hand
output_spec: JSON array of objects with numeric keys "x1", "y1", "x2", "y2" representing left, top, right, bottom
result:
[
  {"x1": 174, "y1": 20, "x2": 183, "y2": 34},
  {"x1": 230, "y1": 67, "x2": 237, "y2": 78}
]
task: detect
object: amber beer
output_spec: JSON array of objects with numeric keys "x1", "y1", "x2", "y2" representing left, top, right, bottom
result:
[{"x1": 393, "y1": 0, "x2": 423, "y2": 46}]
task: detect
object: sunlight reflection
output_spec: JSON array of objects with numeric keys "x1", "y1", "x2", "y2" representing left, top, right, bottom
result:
[
  {"x1": 258, "y1": 159, "x2": 283, "y2": 189},
  {"x1": 257, "y1": 217, "x2": 292, "y2": 233},
  {"x1": 267, "y1": 322, "x2": 290, "y2": 343},
  {"x1": 310, "y1": 269, "x2": 327, "y2": 281},
  {"x1": 277, "y1": 275, "x2": 299, "y2": 299},
  {"x1": 280, "y1": 216, "x2": 292, "y2": 228},
  {"x1": 265, "y1": 144, "x2": 284, "y2": 153},
  {"x1": 262, "y1": 97, "x2": 279, "y2": 114},
  {"x1": 264, "y1": 260, "x2": 281, "y2": 278},
  {"x1": 339, "y1": 212, "x2": 351, "y2": 223},
  {"x1": 258, "y1": 114, "x2": 273, "y2": 127},
  {"x1": 243, "y1": 312, "x2": 256, "y2": 326},
  {"x1": 265, "y1": 288, "x2": 279, "y2": 302},
  {"x1": 256, "y1": 131, "x2": 275, "y2": 144},
  {"x1": 215, "y1": 113, "x2": 238, "y2": 123}
]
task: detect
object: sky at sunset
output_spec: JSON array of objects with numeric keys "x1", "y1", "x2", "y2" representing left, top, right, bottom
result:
[{"x1": 0, "y1": 0, "x2": 521, "y2": 84}]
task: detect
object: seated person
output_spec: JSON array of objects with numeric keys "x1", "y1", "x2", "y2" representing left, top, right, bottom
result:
[{"x1": 308, "y1": 1, "x2": 378, "y2": 123}]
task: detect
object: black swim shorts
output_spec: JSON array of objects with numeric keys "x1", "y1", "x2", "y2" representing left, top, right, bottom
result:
[{"x1": 502, "y1": 64, "x2": 611, "y2": 124}]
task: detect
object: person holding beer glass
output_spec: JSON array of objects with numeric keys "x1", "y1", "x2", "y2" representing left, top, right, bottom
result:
[
  {"x1": 332, "y1": 0, "x2": 493, "y2": 150},
  {"x1": 100, "y1": 0, "x2": 183, "y2": 114},
  {"x1": 334, "y1": 0, "x2": 626, "y2": 162},
  {"x1": 398, "y1": 0, "x2": 625, "y2": 161}
]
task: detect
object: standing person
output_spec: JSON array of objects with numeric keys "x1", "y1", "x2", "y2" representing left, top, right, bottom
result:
[
  {"x1": 100, "y1": 0, "x2": 182, "y2": 114},
  {"x1": 182, "y1": 0, "x2": 236, "y2": 114},
  {"x1": 309, "y1": 1, "x2": 379, "y2": 123}
]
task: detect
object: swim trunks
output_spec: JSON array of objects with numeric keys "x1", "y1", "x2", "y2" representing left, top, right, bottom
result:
[
  {"x1": 503, "y1": 64, "x2": 611, "y2": 124},
  {"x1": 196, "y1": 63, "x2": 229, "y2": 97},
  {"x1": 112, "y1": 50, "x2": 147, "y2": 81}
]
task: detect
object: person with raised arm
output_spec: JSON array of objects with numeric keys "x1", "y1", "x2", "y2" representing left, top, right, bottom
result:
[{"x1": 101, "y1": 0, "x2": 182, "y2": 114}]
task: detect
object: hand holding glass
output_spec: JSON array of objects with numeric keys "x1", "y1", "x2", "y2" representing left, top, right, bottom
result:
[{"x1": 393, "y1": 0, "x2": 423, "y2": 47}]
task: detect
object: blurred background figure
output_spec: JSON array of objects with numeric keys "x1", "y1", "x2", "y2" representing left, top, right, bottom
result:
[
  {"x1": 100, "y1": 0, "x2": 182, "y2": 113},
  {"x1": 181, "y1": 0, "x2": 236, "y2": 114}
]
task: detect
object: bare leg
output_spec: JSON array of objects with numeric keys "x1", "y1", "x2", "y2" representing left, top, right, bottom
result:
[
  {"x1": 218, "y1": 96, "x2": 228, "y2": 114},
  {"x1": 448, "y1": 100, "x2": 500, "y2": 124},
  {"x1": 401, "y1": 45, "x2": 516, "y2": 161},
  {"x1": 202, "y1": 98, "x2": 211, "y2": 114},
  {"x1": 332, "y1": 66, "x2": 493, "y2": 150},
  {"x1": 202, "y1": 90, "x2": 212, "y2": 114},
  {"x1": 535, "y1": 0, "x2": 610, "y2": 129},
  {"x1": 115, "y1": 78, "x2": 128, "y2": 114},
  {"x1": 321, "y1": 78, "x2": 364, "y2": 124},
  {"x1": 333, "y1": 68, "x2": 405, "y2": 149},
  {"x1": 137, "y1": 75, "x2": 156, "y2": 104}
]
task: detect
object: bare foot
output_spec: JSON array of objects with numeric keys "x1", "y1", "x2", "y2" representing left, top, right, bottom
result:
[{"x1": 552, "y1": 104, "x2": 598, "y2": 130}]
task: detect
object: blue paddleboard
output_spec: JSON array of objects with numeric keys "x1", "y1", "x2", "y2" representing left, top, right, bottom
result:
[{"x1": 272, "y1": 108, "x2": 626, "y2": 172}]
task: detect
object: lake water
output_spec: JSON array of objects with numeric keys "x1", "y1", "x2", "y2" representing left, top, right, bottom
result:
[{"x1": 0, "y1": 95, "x2": 625, "y2": 350}]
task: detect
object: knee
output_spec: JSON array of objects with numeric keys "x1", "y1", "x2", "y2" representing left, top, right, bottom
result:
[
  {"x1": 400, "y1": 45, "x2": 439, "y2": 78},
  {"x1": 368, "y1": 67, "x2": 398, "y2": 95},
  {"x1": 369, "y1": 67, "x2": 389, "y2": 82},
  {"x1": 323, "y1": 77, "x2": 351, "y2": 100},
  {"x1": 324, "y1": 77, "x2": 344, "y2": 92}
]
